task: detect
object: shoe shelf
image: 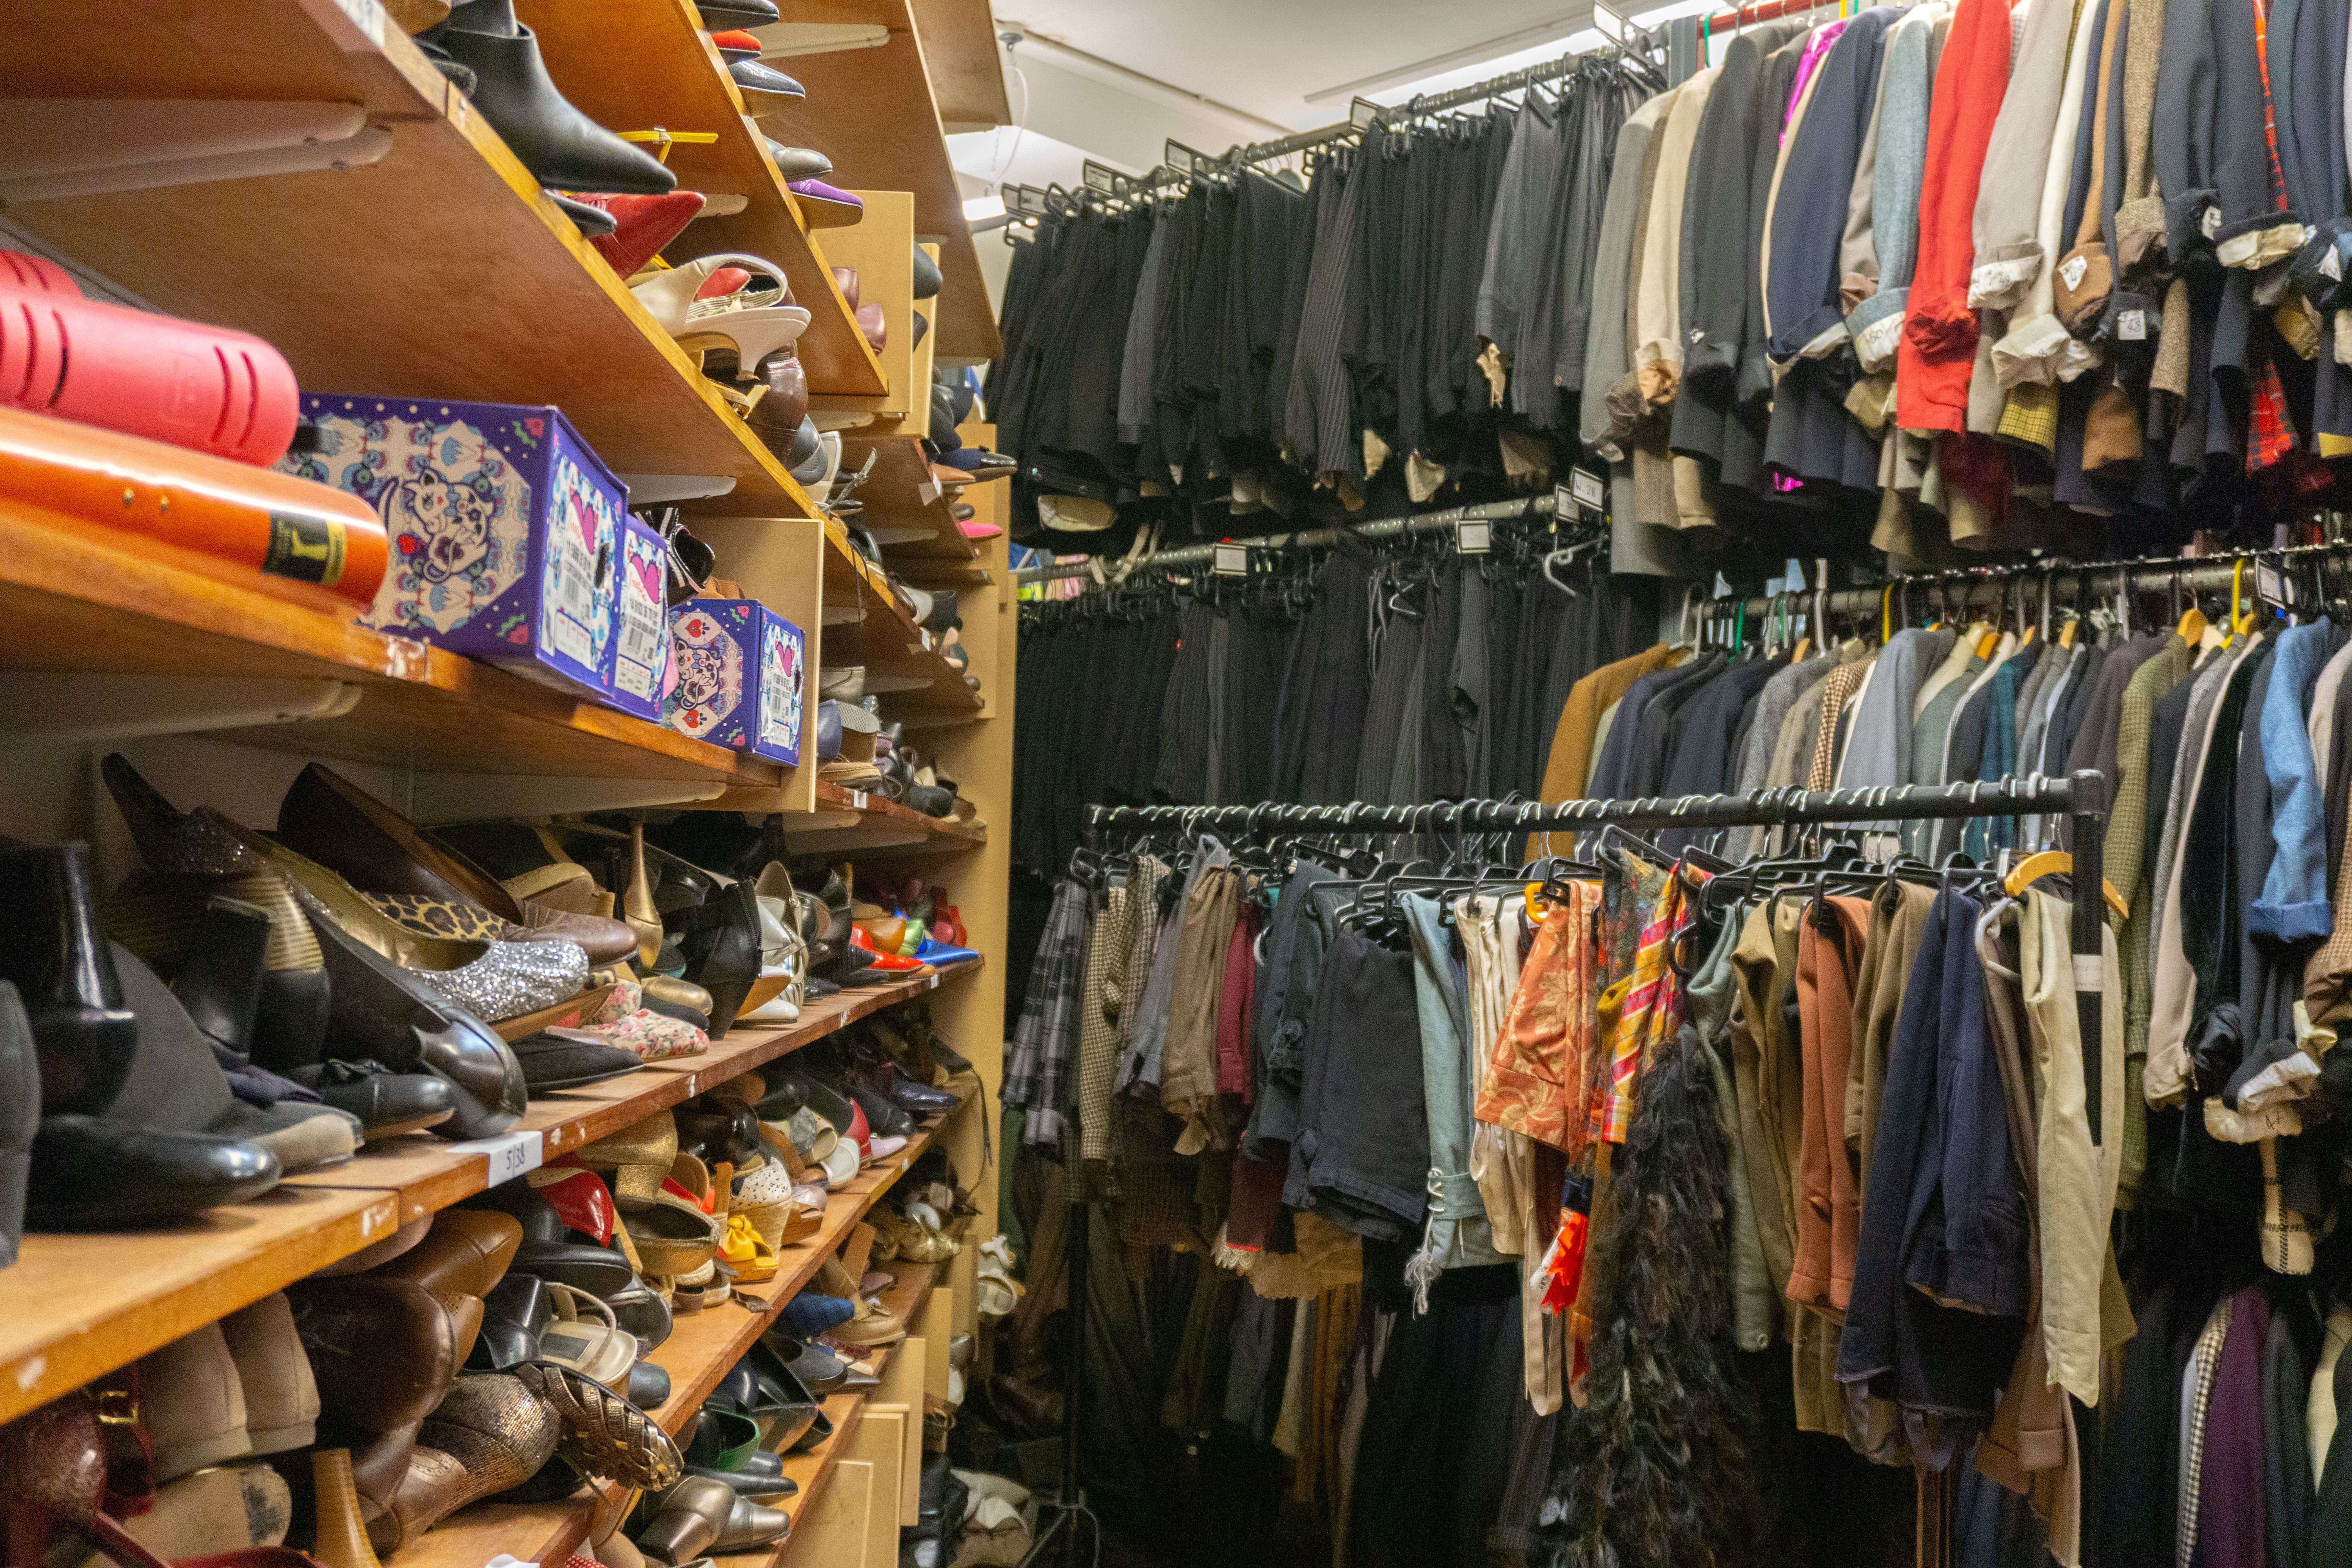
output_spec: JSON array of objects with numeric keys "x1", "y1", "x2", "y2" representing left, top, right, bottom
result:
[
  {"x1": 840, "y1": 434, "x2": 982, "y2": 563},
  {"x1": 799, "y1": 783, "x2": 987, "y2": 854},
  {"x1": 0, "y1": 0, "x2": 818, "y2": 515},
  {"x1": 0, "y1": 502, "x2": 788, "y2": 807},
  {"x1": 818, "y1": 591, "x2": 985, "y2": 719},
  {"x1": 905, "y1": 0, "x2": 1015, "y2": 134},
  {"x1": 289, "y1": 962, "x2": 984, "y2": 1224},
  {"x1": 392, "y1": 1091, "x2": 972, "y2": 1568},
  {"x1": 0, "y1": 964, "x2": 976, "y2": 1429},
  {"x1": 509, "y1": 0, "x2": 889, "y2": 403},
  {"x1": 749, "y1": 0, "x2": 1004, "y2": 366},
  {"x1": 737, "y1": 1257, "x2": 940, "y2": 1568}
]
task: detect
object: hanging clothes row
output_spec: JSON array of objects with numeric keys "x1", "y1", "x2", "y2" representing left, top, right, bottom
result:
[
  {"x1": 1010, "y1": 526, "x2": 1657, "y2": 873},
  {"x1": 994, "y1": 778, "x2": 2352, "y2": 1568},
  {"x1": 990, "y1": 0, "x2": 2352, "y2": 577}
]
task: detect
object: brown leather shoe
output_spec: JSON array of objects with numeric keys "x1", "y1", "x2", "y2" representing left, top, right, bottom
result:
[
  {"x1": 367, "y1": 1210, "x2": 523, "y2": 1368},
  {"x1": 376, "y1": 1374, "x2": 562, "y2": 1554},
  {"x1": 288, "y1": 1278, "x2": 458, "y2": 1441}
]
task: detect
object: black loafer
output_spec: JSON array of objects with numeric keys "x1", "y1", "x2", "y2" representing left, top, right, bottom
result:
[
  {"x1": 508, "y1": 1029, "x2": 644, "y2": 1090},
  {"x1": 294, "y1": 1060, "x2": 458, "y2": 1139},
  {"x1": 508, "y1": 1240, "x2": 636, "y2": 1296},
  {"x1": 26, "y1": 1114, "x2": 279, "y2": 1229}
]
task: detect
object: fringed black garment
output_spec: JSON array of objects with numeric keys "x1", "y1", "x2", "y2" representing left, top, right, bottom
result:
[{"x1": 1543, "y1": 1024, "x2": 1758, "y2": 1568}]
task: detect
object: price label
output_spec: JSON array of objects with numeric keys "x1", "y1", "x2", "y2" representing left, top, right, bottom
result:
[
  {"x1": 1082, "y1": 161, "x2": 1120, "y2": 196},
  {"x1": 2059, "y1": 254, "x2": 2089, "y2": 290},
  {"x1": 1349, "y1": 97, "x2": 1383, "y2": 130},
  {"x1": 1165, "y1": 141, "x2": 1199, "y2": 175},
  {"x1": 1455, "y1": 519, "x2": 1492, "y2": 554},
  {"x1": 1212, "y1": 543, "x2": 1250, "y2": 576},
  {"x1": 1569, "y1": 468, "x2": 1606, "y2": 511},
  {"x1": 456, "y1": 1129, "x2": 545, "y2": 1187},
  {"x1": 2258, "y1": 562, "x2": 2297, "y2": 610},
  {"x1": 2117, "y1": 310, "x2": 2147, "y2": 341},
  {"x1": 851, "y1": 790, "x2": 868, "y2": 809}
]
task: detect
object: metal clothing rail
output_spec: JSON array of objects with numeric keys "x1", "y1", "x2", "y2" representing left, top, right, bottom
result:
[{"x1": 1047, "y1": 771, "x2": 2109, "y2": 1568}]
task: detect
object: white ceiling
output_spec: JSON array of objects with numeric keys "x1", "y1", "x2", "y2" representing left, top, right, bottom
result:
[{"x1": 998, "y1": 2, "x2": 1613, "y2": 132}]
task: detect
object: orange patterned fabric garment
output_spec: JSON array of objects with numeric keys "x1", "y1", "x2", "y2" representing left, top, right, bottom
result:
[{"x1": 1474, "y1": 879, "x2": 1601, "y2": 1156}]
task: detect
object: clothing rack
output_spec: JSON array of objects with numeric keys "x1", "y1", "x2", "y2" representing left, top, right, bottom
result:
[{"x1": 1043, "y1": 771, "x2": 2109, "y2": 1568}]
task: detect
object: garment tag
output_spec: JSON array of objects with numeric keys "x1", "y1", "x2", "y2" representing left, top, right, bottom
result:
[
  {"x1": 1165, "y1": 141, "x2": 1199, "y2": 175},
  {"x1": 2071, "y1": 954, "x2": 2103, "y2": 990},
  {"x1": 1455, "y1": 519, "x2": 1492, "y2": 554},
  {"x1": 2325, "y1": 247, "x2": 2345, "y2": 281},
  {"x1": 326, "y1": 0, "x2": 386, "y2": 46},
  {"x1": 2258, "y1": 562, "x2": 2296, "y2": 610},
  {"x1": 850, "y1": 789, "x2": 868, "y2": 808},
  {"x1": 2059, "y1": 254, "x2": 2089, "y2": 290},
  {"x1": 2117, "y1": 309, "x2": 2147, "y2": 341},
  {"x1": 1569, "y1": 468, "x2": 1606, "y2": 511},
  {"x1": 1350, "y1": 97, "x2": 1382, "y2": 130},
  {"x1": 1081, "y1": 161, "x2": 1120, "y2": 196},
  {"x1": 2201, "y1": 206, "x2": 2222, "y2": 240},
  {"x1": 456, "y1": 1128, "x2": 545, "y2": 1187},
  {"x1": 1212, "y1": 543, "x2": 1249, "y2": 576}
]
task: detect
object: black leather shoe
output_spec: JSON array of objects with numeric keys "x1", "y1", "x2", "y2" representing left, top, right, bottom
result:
[
  {"x1": 911, "y1": 243, "x2": 940, "y2": 301},
  {"x1": 697, "y1": 0, "x2": 780, "y2": 22},
  {"x1": 507, "y1": 1240, "x2": 636, "y2": 1296},
  {"x1": 429, "y1": 0, "x2": 677, "y2": 195},
  {"x1": 300, "y1": 902, "x2": 526, "y2": 1140},
  {"x1": 0, "y1": 985, "x2": 33, "y2": 1266},
  {"x1": 626, "y1": 1361, "x2": 670, "y2": 1410},
  {"x1": 508, "y1": 1029, "x2": 642, "y2": 1091},
  {"x1": 168, "y1": 897, "x2": 273, "y2": 1059},
  {"x1": 727, "y1": 58, "x2": 804, "y2": 98},
  {"x1": 666, "y1": 882, "x2": 759, "y2": 1039},
  {"x1": 685, "y1": 1465, "x2": 796, "y2": 1500},
  {"x1": 548, "y1": 190, "x2": 617, "y2": 235},
  {"x1": 0, "y1": 844, "x2": 137, "y2": 1116},
  {"x1": 292, "y1": 1059, "x2": 457, "y2": 1140},
  {"x1": 27, "y1": 1114, "x2": 279, "y2": 1229},
  {"x1": 846, "y1": 1081, "x2": 912, "y2": 1140},
  {"x1": 765, "y1": 141, "x2": 831, "y2": 181},
  {"x1": 470, "y1": 1273, "x2": 554, "y2": 1369},
  {"x1": 674, "y1": 1100, "x2": 762, "y2": 1169}
]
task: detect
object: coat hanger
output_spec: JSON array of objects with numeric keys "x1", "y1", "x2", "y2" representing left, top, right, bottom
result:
[{"x1": 2003, "y1": 847, "x2": 2130, "y2": 920}]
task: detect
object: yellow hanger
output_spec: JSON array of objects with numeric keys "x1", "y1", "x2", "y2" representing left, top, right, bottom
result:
[
  {"x1": 2231, "y1": 559, "x2": 2258, "y2": 636},
  {"x1": 618, "y1": 128, "x2": 721, "y2": 165},
  {"x1": 1975, "y1": 628, "x2": 2001, "y2": 659},
  {"x1": 2058, "y1": 611, "x2": 2078, "y2": 648},
  {"x1": 2176, "y1": 604, "x2": 2207, "y2": 646},
  {"x1": 2004, "y1": 849, "x2": 2130, "y2": 921}
]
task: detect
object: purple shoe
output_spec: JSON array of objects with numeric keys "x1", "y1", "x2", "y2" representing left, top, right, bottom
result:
[{"x1": 787, "y1": 178, "x2": 864, "y2": 228}]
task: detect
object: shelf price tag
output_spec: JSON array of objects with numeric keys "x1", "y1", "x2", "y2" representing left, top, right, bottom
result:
[
  {"x1": 1212, "y1": 543, "x2": 1250, "y2": 576},
  {"x1": 454, "y1": 1128, "x2": 544, "y2": 1187},
  {"x1": 1455, "y1": 519, "x2": 1492, "y2": 555},
  {"x1": 1570, "y1": 468, "x2": 1606, "y2": 512}
]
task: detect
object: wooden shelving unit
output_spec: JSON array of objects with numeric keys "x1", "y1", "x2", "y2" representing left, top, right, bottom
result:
[
  {"x1": 0, "y1": 964, "x2": 978, "y2": 1425},
  {"x1": 393, "y1": 1099, "x2": 970, "y2": 1568},
  {"x1": 0, "y1": 7, "x2": 1008, "y2": 1568}
]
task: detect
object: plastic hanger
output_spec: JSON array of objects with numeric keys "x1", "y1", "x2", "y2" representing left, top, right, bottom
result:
[{"x1": 2003, "y1": 849, "x2": 2130, "y2": 920}]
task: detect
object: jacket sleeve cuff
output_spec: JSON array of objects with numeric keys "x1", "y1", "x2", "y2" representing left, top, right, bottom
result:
[
  {"x1": 1768, "y1": 303, "x2": 1852, "y2": 365},
  {"x1": 1990, "y1": 312, "x2": 2073, "y2": 388},
  {"x1": 1848, "y1": 287, "x2": 1909, "y2": 373},
  {"x1": 2216, "y1": 212, "x2": 2311, "y2": 271},
  {"x1": 2115, "y1": 196, "x2": 2169, "y2": 273},
  {"x1": 2248, "y1": 893, "x2": 2334, "y2": 943},
  {"x1": 2164, "y1": 188, "x2": 2221, "y2": 261},
  {"x1": 1967, "y1": 242, "x2": 2043, "y2": 311}
]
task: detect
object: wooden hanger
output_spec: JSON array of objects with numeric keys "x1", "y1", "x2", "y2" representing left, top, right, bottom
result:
[{"x1": 2004, "y1": 849, "x2": 2129, "y2": 920}]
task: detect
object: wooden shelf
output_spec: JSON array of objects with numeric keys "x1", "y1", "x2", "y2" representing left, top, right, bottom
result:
[
  {"x1": 908, "y1": 0, "x2": 1013, "y2": 133},
  {"x1": 392, "y1": 1095, "x2": 970, "y2": 1568},
  {"x1": 513, "y1": 0, "x2": 888, "y2": 402},
  {"x1": 0, "y1": 0, "x2": 818, "y2": 512},
  {"x1": 0, "y1": 964, "x2": 978, "y2": 1428},
  {"x1": 0, "y1": 500, "x2": 785, "y2": 806},
  {"x1": 746, "y1": 0, "x2": 1003, "y2": 363},
  {"x1": 807, "y1": 782, "x2": 987, "y2": 850},
  {"x1": 840, "y1": 435, "x2": 984, "y2": 563}
]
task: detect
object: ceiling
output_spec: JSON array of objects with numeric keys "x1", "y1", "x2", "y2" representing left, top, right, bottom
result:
[{"x1": 997, "y1": 2, "x2": 1608, "y2": 131}]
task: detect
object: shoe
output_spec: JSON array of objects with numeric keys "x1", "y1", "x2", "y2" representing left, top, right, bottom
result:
[
  {"x1": 509, "y1": 1029, "x2": 645, "y2": 1090},
  {"x1": 382, "y1": 1372, "x2": 564, "y2": 1551},
  {"x1": 912, "y1": 937, "x2": 978, "y2": 967},
  {"x1": 707, "y1": 28, "x2": 763, "y2": 59},
  {"x1": 787, "y1": 178, "x2": 864, "y2": 227},
  {"x1": 666, "y1": 880, "x2": 761, "y2": 1038},
  {"x1": 278, "y1": 764, "x2": 637, "y2": 965},
  {"x1": 507, "y1": 1240, "x2": 637, "y2": 1297},
  {"x1": 751, "y1": 146, "x2": 827, "y2": 193},
  {"x1": 634, "y1": 1475, "x2": 733, "y2": 1565},
  {"x1": 823, "y1": 1298, "x2": 906, "y2": 1350},
  {"x1": 698, "y1": 0, "x2": 779, "y2": 22},
  {"x1": 789, "y1": 419, "x2": 828, "y2": 483},
  {"x1": 684, "y1": 1465, "x2": 797, "y2": 1501},
  {"x1": 219, "y1": 1292, "x2": 322, "y2": 1456},
  {"x1": 292, "y1": 1060, "x2": 457, "y2": 1140},
  {"x1": 137, "y1": 1320, "x2": 252, "y2": 1483},
  {"x1": 289, "y1": 1276, "x2": 461, "y2": 1449},
  {"x1": 727, "y1": 58, "x2": 804, "y2": 99},
  {"x1": 942, "y1": 447, "x2": 1018, "y2": 478},
  {"x1": 572, "y1": 188, "x2": 709, "y2": 277},
  {"x1": 714, "y1": 1493, "x2": 790, "y2": 1552},
  {"x1": 368, "y1": 1208, "x2": 523, "y2": 1368},
  {"x1": 911, "y1": 243, "x2": 940, "y2": 300},
  {"x1": 122, "y1": 1463, "x2": 295, "y2": 1562},
  {"x1": 428, "y1": 1, "x2": 676, "y2": 194},
  {"x1": 0, "y1": 985, "x2": 33, "y2": 1267},
  {"x1": 855, "y1": 301, "x2": 886, "y2": 351},
  {"x1": 27, "y1": 1116, "x2": 279, "y2": 1230},
  {"x1": 515, "y1": 1361, "x2": 683, "y2": 1489},
  {"x1": 0, "y1": 844, "x2": 138, "y2": 1116},
  {"x1": 548, "y1": 190, "x2": 617, "y2": 235},
  {"x1": 747, "y1": 351, "x2": 810, "y2": 442}
]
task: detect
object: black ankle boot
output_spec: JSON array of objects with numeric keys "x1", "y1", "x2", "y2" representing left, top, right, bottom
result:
[
  {"x1": 170, "y1": 897, "x2": 272, "y2": 1060},
  {"x1": 666, "y1": 882, "x2": 759, "y2": 1038},
  {"x1": 425, "y1": 5, "x2": 677, "y2": 195},
  {"x1": 0, "y1": 844, "x2": 138, "y2": 1116}
]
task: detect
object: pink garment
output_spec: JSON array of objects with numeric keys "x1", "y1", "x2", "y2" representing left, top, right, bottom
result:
[
  {"x1": 1214, "y1": 906, "x2": 1258, "y2": 1101},
  {"x1": 1784, "y1": 20, "x2": 1850, "y2": 141}
]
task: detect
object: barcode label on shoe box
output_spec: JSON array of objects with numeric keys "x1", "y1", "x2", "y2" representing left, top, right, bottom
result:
[
  {"x1": 454, "y1": 1129, "x2": 544, "y2": 1187},
  {"x1": 326, "y1": 0, "x2": 386, "y2": 46}
]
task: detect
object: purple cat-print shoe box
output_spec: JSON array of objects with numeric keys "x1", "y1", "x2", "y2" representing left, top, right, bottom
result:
[
  {"x1": 662, "y1": 597, "x2": 805, "y2": 767},
  {"x1": 280, "y1": 396, "x2": 627, "y2": 703}
]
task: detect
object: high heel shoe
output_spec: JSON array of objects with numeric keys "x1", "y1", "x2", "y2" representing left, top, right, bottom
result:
[
  {"x1": 0, "y1": 844, "x2": 138, "y2": 1115},
  {"x1": 624, "y1": 818, "x2": 664, "y2": 969},
  {"x1": 579, "y1": 191, "x2": 709, "y2": 278},
  {"x1": 426, "y1": 1, "x2": 677, "y2": 195},
  {"x1": 786, "y1": 178, "x2": 864, "y2": 228},
  {"x1": 628, "y1": 252, "x2": 786, "y2": 336},
  {"x1": 0, "y1": 985, "x2": 33, "y2": 1267}
]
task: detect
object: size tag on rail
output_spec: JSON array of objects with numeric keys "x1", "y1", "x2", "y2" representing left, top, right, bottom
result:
[
  {"x1": 455, "y1": 1129, "x2": 544, "y2": 1188},
  {"x1": 1455, "y1": 519, "x2": 1492, "y2": 555},
  {"x1": 1082, "y1": 161, "x2": 1120, "y2": 196},
  {"x1": 2258, "y1": 562, "x2": 2298, "y2": 612},
  {"x1": 1569, "y1": 468, "x2": 1606, "y2": 512},
  {"x1": 1212, "y1": 543, "x2": 1250, "y2": 576},
  {"x1": 1165, "y1": 141, "x2": 1200, "y2": 176}
]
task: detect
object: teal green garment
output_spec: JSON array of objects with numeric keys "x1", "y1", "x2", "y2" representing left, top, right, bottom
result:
[
  {"x1": 1401, "y1": 893, "x2": 1504, "y2": 1303},
  {"x1": 1906, "y1": 650, "x2": 1988, "y2": 856}
]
